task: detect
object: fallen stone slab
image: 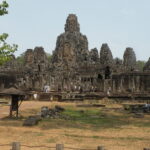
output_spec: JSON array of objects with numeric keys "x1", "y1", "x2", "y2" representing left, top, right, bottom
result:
[
  {"x1": 76, "y1": 104, "x2": 105, "y2": 107},
  {"x1": 23, "y1": 115, "x2": 41, "y2": 126}
]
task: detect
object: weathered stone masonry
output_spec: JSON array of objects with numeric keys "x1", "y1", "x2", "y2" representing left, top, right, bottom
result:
[{"x1": 0, "y1": 14, "x2": 150, "y2": 96}]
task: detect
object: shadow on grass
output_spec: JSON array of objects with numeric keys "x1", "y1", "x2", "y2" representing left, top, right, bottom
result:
[{"x1": 0, "y1": 116, "x2": 25, "y2": 127}]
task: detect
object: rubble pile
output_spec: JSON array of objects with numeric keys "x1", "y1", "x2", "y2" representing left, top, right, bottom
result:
[
  {"x1": 23, "y1": 105, "x2": 66, "y2": 126},
  {"x1": 41, "y1": 105, "x2": 65, "y2": 119}
]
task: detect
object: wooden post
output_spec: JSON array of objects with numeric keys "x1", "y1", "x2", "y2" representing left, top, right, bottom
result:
[
  {"x1": 10, "y1": 99, "x2": 12, "y2": 118},
  {"x1": 97, "y1": 146, "x2": 104, "y2": 150},
  {"x1": 56, "y1": 144, "x2": 64, "y2": 150},
  {"x1": 16, "y1": 105, "x2": 19, "y2": 118},
  {"x1": 12, "y1": 142, "x2": 20, "y2": 150}
]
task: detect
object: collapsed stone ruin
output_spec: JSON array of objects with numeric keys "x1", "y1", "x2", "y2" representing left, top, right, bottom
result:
[{"x1": 0, "y1": 14, "x2": 150, "y2": 99}]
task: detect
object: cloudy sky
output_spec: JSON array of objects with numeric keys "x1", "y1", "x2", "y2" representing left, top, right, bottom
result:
[{"x1": 0, "y1": 0, "x2": 150, "y2": 61}]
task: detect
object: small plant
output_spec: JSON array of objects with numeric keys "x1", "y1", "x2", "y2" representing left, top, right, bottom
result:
[
  {"x1": 35, "y1": 132, "x2": 44, "y2": 136},
  {"x1": 46, "y1": 138, "x2": 56, "y2": 143}
]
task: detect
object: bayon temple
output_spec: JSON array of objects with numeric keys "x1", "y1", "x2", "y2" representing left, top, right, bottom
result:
[{"x1": 0, "y1": 14, "x2": 150, "y2": 99}]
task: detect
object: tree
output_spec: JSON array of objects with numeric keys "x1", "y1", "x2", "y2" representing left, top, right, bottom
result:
[
  {"x1": 0, "y1": 1, "x2": 8, "y2": 15},
  {"x1": 136, "y1": 60, "x2": 146, "y2": 71},
  {"x1": 16, "y1": 52, "x2": 25, "y2": 65},
  {"x1": 46, "y1": 53, "x2": 52, "y2": 61},
  {"x1": 0, "y1": 1, "x2": 17, "y2": 65}
]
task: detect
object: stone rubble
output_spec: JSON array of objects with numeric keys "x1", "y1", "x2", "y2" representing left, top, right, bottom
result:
[{"x1": 41, "y1": 105, "x2": 65, "y2": 119}]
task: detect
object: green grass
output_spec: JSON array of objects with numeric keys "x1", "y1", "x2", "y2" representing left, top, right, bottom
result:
[
  {"x1": 46, "y1": 138, "x2": 56, "y2": 143},
  {"x1": 39, "y1": 105, "x2": 150, "y2": 130},
  {"x1": 62, "y1": 108, "x2": 128, "y2": 127},
  {"x1": 1, "y1": 104, "x2": 150, "y2": 130},
  {"x1": 35, "y1": 132, "x2": 44, "y2": 136},
  {"x1": 40, "y1": 108, "x2": 129, "y2": 130},
  {"x1": 132, "y1": 120, "x2": 150, "y2": 128}
]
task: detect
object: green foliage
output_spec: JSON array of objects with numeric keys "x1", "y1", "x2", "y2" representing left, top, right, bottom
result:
[
  {"x1": 0, "y1": 33, "x2": 18, "y2": 65},
  {"x1": 0, "y1": 1, "x2": 9, "y2": 16},
  {"x1": 0, "y1": 1, "x2": 18, "y2": 65},
  {"x1": 46, "y1": 53, "x2": 52, "y2": 61},
  {"x1": 16, "y1": 53, "x2": 25, "y2": 65},
  {"x1": 136, "y1": 60, "x2": 146, "y2": 71}
]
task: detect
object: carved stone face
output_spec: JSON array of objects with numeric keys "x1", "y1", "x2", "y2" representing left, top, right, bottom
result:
[
  {"x1": 68, "y1": 19, "x2": 76, "y2": 32},
  {"x1": 25, "y1": 50, "x2": 34, "y2": 65},
  {"x1": 62, "y1": 42, "x2": 74, "y2": 62},
  {"x1": 65, "y1": 14, "x2": 80, "y2": 32},
  {"x1": 100, "y1": 44, "x2": 113, "y2": 66}
]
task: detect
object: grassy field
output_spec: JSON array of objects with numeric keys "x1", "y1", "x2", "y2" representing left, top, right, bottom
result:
[{"x1": 0, "y1": 99, "x2": 150, "y2": 150}]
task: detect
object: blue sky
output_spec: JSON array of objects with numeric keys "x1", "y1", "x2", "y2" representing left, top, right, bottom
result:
[{"x1": 0, "y1": 0, "x2": 150, "y2": 61}]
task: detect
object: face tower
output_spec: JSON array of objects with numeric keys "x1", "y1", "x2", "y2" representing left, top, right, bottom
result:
[{"x1": 51, "y1": 14, "x2": 89, "y2": 69}]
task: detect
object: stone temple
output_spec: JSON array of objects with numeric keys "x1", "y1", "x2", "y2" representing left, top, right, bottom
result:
[{"x1": 0, "y1": 14, "x2": 150, "y2": 99}]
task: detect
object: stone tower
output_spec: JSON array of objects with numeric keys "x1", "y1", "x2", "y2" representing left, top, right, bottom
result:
[
  {"x1": 24, "y1": 49, "x2": 34, "y2": 68},
  {"x1": 89, "y1": 48, "x2": 99, "y2": 62},
  {"x1": 24, "y1": 47, "x2": 48, "y2": 71},
  {"x1": 51, "y1": 14, "x2": 89, "y2": 68},
  {"x1": 123, "y1": 47, "x2": 136, "y2": 71},
  {"x1": 65, "y1": 14, "x2": 80, "y2": 33},
  {"x1": 100, "y1": 43, "x2": 114, "y2": 67}
]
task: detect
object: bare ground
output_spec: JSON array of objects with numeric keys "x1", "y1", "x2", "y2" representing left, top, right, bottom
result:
[{"x1": 0, "y1": 101, "x2": 150, "y2": 150}]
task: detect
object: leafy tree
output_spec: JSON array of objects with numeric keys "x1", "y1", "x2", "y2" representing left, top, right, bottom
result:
[
  {"x1": 46, "y1": 53, "x2": 52, "y2": 61},
  {"x1": 16, "y1": 52, "x2": 25, "y2": 65},
  {"x1": 0, "y1": 1, "x2": 17, "y2": 65},
  {"x1": 0, "y1": 1, "x2": 8, "y2": 15},
  {"x1": 136, "y1": 60, "x2": 146, "y2": 71}
]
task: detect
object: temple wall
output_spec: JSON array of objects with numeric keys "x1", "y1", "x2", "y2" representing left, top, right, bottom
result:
[
  {"x1": 0, "y1": 74, "x2": 17, "y2": 89},
  {"x1": 112, "y1": 73, "x2": 150, "y2": 93},
  {"x1": 0, "y1": 14, "x2": 150, "y2": 96}
]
